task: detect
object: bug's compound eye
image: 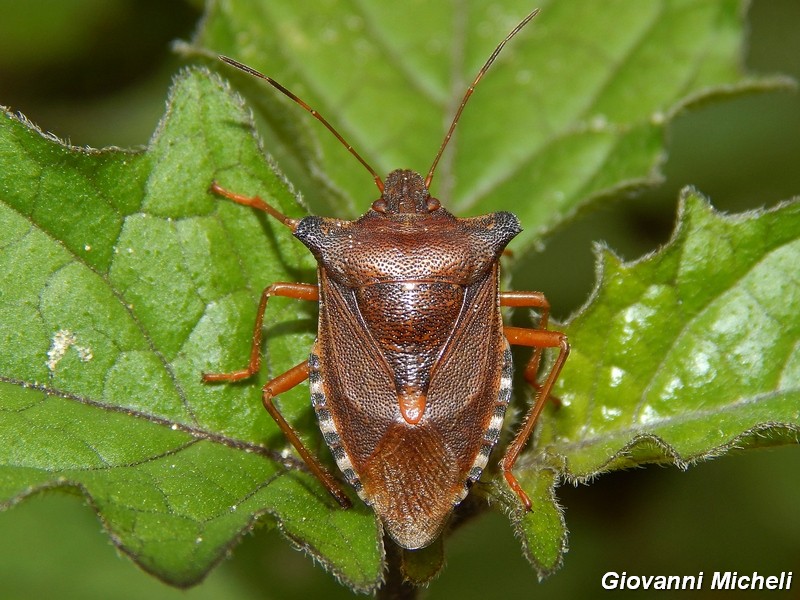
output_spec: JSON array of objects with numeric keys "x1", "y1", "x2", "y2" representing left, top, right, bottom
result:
[
  {"x1": 426, "y1": 197, "x2": 440, "y2": 212},
  {"x1": 372, "y1": 199, "x2": 388, "y2": 213}
]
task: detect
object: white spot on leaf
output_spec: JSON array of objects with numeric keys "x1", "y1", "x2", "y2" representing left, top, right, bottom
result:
[
  {"x1": 638, "y1": 404, "x2": 662, "y2": 424},
  {"x1": 46, "y1": 330, "x2": 93, "y2": 373},
  {"x1": 609, "y1": 366, "x2": 625, "y2": 387},
  {"x1": 590, "y1": 114, "x2": 608, "y2": 131},
  {"x1": 600, "y1": 405, "x2": 622, "y2": 420}
]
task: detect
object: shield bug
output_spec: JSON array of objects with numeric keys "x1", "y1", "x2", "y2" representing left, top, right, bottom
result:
[{"x1": 203, "y1": 9, "x2": 569, "y2": 550}]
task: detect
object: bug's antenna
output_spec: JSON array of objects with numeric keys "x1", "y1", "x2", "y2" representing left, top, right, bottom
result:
[
  {"x1": 425, "y1": 9, "x2": 539, "y2": 189},
  {"x1": 219, "y1": 56, "x2": 385, "y2": 193}
]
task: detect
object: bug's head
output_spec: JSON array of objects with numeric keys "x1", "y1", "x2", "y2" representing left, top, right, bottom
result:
[{"x1": 370, "y1": 169, "x2": 441, "y2": 215}]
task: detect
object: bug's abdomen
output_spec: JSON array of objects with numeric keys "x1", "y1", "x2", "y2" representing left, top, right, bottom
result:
[{"x1": 355, "y1": 281, "x2": 462, "y2": 400}]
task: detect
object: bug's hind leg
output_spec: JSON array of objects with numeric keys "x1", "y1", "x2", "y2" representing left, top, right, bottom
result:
[
  {"x1": 261, "y1": 361, "x2": 352, "y2": 509},
  {"x1": 501, "y1": 322, "x2": 569, "y2": 510}
]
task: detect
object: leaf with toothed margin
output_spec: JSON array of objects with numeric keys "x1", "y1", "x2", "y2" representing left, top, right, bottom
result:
[
  {"x1": 507, "y1": 189, "x2": 800, "y2": 575},
  {"x1": 491, "y1": 468, "x2": 566, "y2": 580},
  {"x1": 0, "y1": 69, "x2": 383, "y2": 592}
]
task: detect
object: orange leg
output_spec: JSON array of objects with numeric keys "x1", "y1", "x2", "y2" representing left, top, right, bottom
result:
[
  {"x1": 202, "y1": 283, "x2": 318, "y2": 382},
  {"x1": 500, "y1": 291, "x2": 552, "y2": 387},
  {"x1": 202, "y1": 282, "x2": 349, "y2": 507},
  {"x1": 261, "y1": 361, "x2": 351, "y2": 508},
  {"x1": 205, "y1": 185, "x2": 349, "y2": 506},
  {"x1": 209, "y1": 181, "x2": 299, "y2": 231},
  {"x1": 500, "y1": 290, "x2": 570, "y2": 511}
]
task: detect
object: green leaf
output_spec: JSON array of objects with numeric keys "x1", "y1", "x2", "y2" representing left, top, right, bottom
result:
[
  {"x1": 492, "y1": 468, "x2": 566, "y2": 579},
  {"x1": 2, "y1": 0, "x2": 797, "y2": 594},
  {"x1": 184, "y1": 0, "x2": 781, "y2": 251},
  {"x1": 513, "y1": 190, "x2": 800, "y2": 572},
  {"x1": 0, "y1": 70, "x2": 382, "y2": 591}
]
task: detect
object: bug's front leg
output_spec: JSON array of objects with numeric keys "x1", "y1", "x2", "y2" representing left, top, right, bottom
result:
[
  {"x1": 209, "y1": 181, "x2": 300, "y2": 230},
  {"x1": 500, "y1": 290, "x2": 570, "y2": 510},
  {"x1": 202, "y1": 282, "x2": 318, "y2": 382}
]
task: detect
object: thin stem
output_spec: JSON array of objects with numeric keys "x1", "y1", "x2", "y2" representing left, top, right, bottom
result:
[{"x1": 378, "y1": 539, "x2": 420, "y2": 600}]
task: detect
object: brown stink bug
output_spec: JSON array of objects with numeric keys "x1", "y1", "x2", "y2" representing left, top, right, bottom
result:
[{"x1": 203, "y1": 9, "x2": 569, "y2": 550}]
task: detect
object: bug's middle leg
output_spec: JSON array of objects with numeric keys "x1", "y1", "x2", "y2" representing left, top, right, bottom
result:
[
  {"x1": 500, "y1": 290, "x2": 553, "y2": 387},
  {"x1": 201, "y1": 282, "x2": 348, "y2": 507},
  {"x1": 202, "y1": 282, "x2": 318, "y2": 382}
]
